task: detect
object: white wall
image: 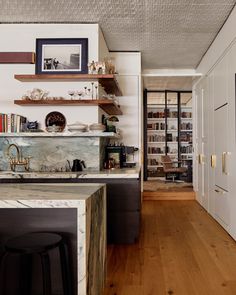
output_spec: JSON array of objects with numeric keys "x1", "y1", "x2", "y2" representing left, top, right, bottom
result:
[
  {"x1": 0, "y1": 24, "x2": 142, "y2": 166},
  {"x1": 109, "y1": 52, "x2": 142, "y2": 163},
  {"x1": 0, "y1": 24, "x2": 101, "y2": 128}
]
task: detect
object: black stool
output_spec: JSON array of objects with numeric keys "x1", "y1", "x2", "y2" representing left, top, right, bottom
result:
[{"x1": 0, "y1": 232, "x2": 73, "y2": 295}]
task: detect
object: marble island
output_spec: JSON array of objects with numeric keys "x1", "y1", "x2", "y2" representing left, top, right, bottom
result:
[{"x1": 0, "y1": 183, "x2": 106, "y2": 295}]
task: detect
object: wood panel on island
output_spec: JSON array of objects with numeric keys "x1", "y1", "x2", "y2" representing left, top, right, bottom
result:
[{"x1": 14, "y1": 74, "x2": 123, "y2": 115}]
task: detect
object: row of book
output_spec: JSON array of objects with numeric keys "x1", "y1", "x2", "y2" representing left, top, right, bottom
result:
[{"x1": 0, "y1": 113, "x2": 27, "y2": 133}]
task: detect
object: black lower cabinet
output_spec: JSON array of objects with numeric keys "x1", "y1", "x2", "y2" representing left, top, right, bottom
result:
[
  {"x1": 70, "y1": 178, "x2": 141, "y2": 244},
  {"x1": 0, "y1": 177, "x2": 141, "y2": 244}
]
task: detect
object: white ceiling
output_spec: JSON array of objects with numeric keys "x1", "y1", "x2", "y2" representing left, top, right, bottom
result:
[{"x1": 0, "y1": 0, "x2": 235, "y2": 70}]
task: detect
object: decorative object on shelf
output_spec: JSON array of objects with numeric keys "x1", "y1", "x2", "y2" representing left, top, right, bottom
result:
[
  {"x1": 95, "y1": 85, "x2": 98, "y2": 99},
  {"x1": 102, "y1": 115, "x2": 119, "y2": 133},
  {"x1": 87, "y1": 57, "x2": 116, "y2": 75},
  {"x1": 22, "y1": 88, "x2": 49, "y2": 100},
  {"x1": 87, "y1": 60, "x2": 96, "y2": 74},
  {"x1": 45, "y1": 111, "x2": 66, "y2": 132},
  {"x1": 88, "y1": 61, "x2": 105, "y2": 74},
  {"x1": 89, "y1": 123, "x2": 106, "y2": 132},
  {"x1": 104, "y1": 56, "x2": 116, "y2": 74},
  {"x1": 67, "y1": 122, "x2": 88, "y2": 132},
  {"x1": 35, "y1": 38, "x2": 88, "y2": 75},
  {"x1": 27, "y1": 121, "x2": 38, "y2": 130},
  {"x1": 0, "y1": 52, "x2": 35, "y2": 64},
  {"x1": 14, "y1": 74, "x2": 123, "y2": 96}
]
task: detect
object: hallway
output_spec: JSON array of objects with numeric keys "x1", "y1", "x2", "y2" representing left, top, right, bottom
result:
[{"x1": 104, "y1": 200, "x2": 236, "y2": 295}]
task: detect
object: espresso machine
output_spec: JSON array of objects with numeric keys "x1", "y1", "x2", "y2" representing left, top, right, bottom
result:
[{"x1": 105, "y1": 144, "x2": 138, "y2": 169}]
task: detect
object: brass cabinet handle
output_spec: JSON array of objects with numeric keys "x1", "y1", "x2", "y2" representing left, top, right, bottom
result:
[
  {"x1": 211, "y1": 155, "x2": 216, "y2": 168},
  {"x1": 222, "y1": 152, "x2": 231, "y2": 175},
  {"x1": 215, "y1": 189, "x2": 226, "y2": 194},
  {"x1": 198, "y1": 154, "x2": 204, "y2": 164}
]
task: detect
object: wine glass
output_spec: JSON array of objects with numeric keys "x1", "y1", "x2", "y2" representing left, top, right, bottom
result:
[
  {"x1": 84, "y1": 87, "x2": 87, "y2": 97},
  {"x1": 77, "y1": 91, "x2": 83, "y2": 100},
  {"x1": 68, "y1": 90, "x2": 75, "y2": 100},
  {"x1": 87, "y1": 88, "x2": 91, "y2": 99}
]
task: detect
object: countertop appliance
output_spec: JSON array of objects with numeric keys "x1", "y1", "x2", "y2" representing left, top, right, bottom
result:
[{"x1": 105, "y1": 145, "x2": 138, "y2": 168}]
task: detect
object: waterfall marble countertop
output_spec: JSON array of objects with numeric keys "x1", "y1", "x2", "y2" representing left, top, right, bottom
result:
[
  {"x1": 0, "y1": 183, "x2": 105, "y2": 201},
  {"x1": 0, "y1": 167, "x2": 140, "y2": 179},
  {"x1": 0, "y1": 183, "x2": 106, "y2": 295}
]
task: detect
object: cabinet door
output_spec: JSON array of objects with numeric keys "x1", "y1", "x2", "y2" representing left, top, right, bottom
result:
[
  {"x1": 214, "y1": 104, "x2": 229, "y2": 191},
  {"x1": 213, "y1": 55, "x2": 229, "y2": 110},
  {"x1": 214, "y1": 104, "x2": 230, "y2": 227},
  {"x1": 195, "y1": 82, "x2": 204, "y2": 204},
  {"x1": 214, "y1": 187, "x2": 230, "y2": 227}
]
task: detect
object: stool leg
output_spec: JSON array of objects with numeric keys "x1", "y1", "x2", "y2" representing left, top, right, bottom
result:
[
  {"x1": 59, "y1": 242, "x2": 73, "y2": 295},
  {"x1": 40, "y1": 252, "x2": 52, "y2": 295},
  {"x1": 0, "y1": 252, "x2": 9, "y2": 294},
  {"x1": 19, "y1": 254, "x2": 32, "y2": 295}
]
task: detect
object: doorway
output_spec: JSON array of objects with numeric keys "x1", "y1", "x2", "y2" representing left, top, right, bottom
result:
[{"x1": 143, "y1": 89, "x2": 193, "y2": 194}]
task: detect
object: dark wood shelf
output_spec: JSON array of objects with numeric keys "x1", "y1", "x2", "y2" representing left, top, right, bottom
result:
[
  {"x1": 14, "y1": 99, "x2": 123, "y2": 115},
  {"x1": 14, "y1": 74, "x2": 123, "y2": 96}
]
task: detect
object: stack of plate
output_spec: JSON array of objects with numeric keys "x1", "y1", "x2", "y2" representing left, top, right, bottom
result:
[
  {"x1": 46, "y1": 125, "x2": 63, "y2": 132},
  {"x1": 67, "y1": 122, "x2": 88, "y2": 132},
  {"x1": 89, "y1": 123, "x2": 106, "y2": 132}
]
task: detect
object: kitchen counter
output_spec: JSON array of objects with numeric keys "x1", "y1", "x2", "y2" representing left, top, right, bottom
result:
[
  {"x1": 0, "y1": 183, "x2": 106, "y2": 295},
  {"x1": 0, "y1": 167, "x2": 141, "y2": 244},
  {"x1": 0, "y1": 167, "x2": 140, "y2": 179}
]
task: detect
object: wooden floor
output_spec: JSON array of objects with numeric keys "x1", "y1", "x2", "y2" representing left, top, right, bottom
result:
[{"x1": 104, "y1": 200, "x2": 236, "y2": 295}]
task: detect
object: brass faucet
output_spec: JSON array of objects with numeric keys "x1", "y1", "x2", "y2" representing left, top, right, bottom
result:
[{"x1": 7, "y1": 143, "x2": 30, "y2": 172}]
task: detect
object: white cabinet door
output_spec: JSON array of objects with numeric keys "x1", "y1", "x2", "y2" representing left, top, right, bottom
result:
[
  {"x1": 214, "y1": 104, "x2": 229, "y2": 191},
  {"x1": 195, "y1": 82, "x2": 204, "y2": 205},
  {"x1": 213, "y1": 55, "x2": 229, "y2": 110},
  {"x1": 214, "y1": 187, "x2": 230, "y2": 227},
  {"x1": 214, "y1": 104, "x2": 230, "y2": 227}
]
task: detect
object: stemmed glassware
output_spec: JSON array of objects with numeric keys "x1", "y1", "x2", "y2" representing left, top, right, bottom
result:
[
  {"x1": 95, "y1": 85, "x2": 98, "y2": 100},
  {"x1": 68, "y1": 90, "x2": 75, "y2": 100},
  {"x1": 77, "y1": 91, "x2": 83, "y2": 100}
]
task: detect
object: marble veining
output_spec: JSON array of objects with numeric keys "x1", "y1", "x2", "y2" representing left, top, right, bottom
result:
[
  {"x1": 0, "y1": 167, "x2": 140, "y2": 179},
  {"x1": 0, "y1": 183, "x2": 106, "y2": 295},
  {"x1": 0, "y1": 137, "x2": 110, "y2": 172}
]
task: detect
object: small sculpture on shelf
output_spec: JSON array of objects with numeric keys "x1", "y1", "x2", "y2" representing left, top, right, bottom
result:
[
  {"x1": 87, "y1": 57, "x2": 116, "y2": 75},
  {"x1": 21, "y1": 88, "x2": 49, "y2": 100}
]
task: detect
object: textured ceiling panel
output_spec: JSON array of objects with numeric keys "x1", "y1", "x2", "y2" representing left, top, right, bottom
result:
[
  {"x1": 143, "y1": 76, "x2": 193, "y2": 91},
  {"x1": 0, "y1": 0, "x2": 235, "y2": 69}
]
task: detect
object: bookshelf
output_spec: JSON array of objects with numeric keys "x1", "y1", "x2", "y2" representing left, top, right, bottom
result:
[{"x1": 144, "y1": 90, "x2": 192, "y2": 181}]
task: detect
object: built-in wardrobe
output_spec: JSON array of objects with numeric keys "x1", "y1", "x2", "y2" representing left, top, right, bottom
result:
[{"x1": 193, "y1": 41, "x2": 236, "y2": 240}]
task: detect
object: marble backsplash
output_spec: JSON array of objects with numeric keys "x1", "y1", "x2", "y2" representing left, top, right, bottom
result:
[{"x1": 0, "y1": 137, "x2": 108, "y2": 172}]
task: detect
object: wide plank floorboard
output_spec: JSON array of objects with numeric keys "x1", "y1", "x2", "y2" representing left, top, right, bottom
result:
[{"x1": 104, "y1": 200, "x2": 236, "y2": 295}]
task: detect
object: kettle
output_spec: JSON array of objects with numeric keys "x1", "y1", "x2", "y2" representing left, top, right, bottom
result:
[{"x1": 67, "y1": 159, "x2": 86, "y2": 172}]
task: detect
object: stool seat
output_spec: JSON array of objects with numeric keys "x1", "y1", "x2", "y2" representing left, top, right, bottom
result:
[
  {"x1": 5, "y1": 233, "x2": 62, "y2": 254},
  {"x1": 1, "y1": 232, "x2": 73, "y2": 295}
]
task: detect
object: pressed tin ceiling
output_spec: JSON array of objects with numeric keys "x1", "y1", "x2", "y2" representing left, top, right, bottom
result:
[{"x1": 0, "y1": 0, "x2": 235, "y2": 69}]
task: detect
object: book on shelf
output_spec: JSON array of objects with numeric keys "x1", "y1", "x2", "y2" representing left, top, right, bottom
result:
[{"x1": 0, "y1": 113, "x2": 27, "y2": 133}]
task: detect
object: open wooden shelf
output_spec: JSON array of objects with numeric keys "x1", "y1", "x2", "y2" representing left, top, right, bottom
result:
[
  {"x1": 14, "y1": 74, "x2": 123, "y2": 96},
  {"x1": 14, "y1": 99, "x2": 122, "y2": 115}
]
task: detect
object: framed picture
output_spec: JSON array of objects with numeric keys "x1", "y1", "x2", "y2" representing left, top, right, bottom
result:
[{"x1": 35, "y1": 38, "x2": 88, "y2": 74}]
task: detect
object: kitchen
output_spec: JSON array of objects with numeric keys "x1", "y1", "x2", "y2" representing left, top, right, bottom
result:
[
  {"x1": 0, "y1": 23, "x2": 142, "y2": 295},
  {"x1": 2, "y1": 2, "x2": 236, "y2": 295}
]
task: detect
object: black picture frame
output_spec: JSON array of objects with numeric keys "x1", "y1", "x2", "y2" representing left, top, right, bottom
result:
[{"x1": 35, "y1": 38, "x2": 88, "y2": 74}]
